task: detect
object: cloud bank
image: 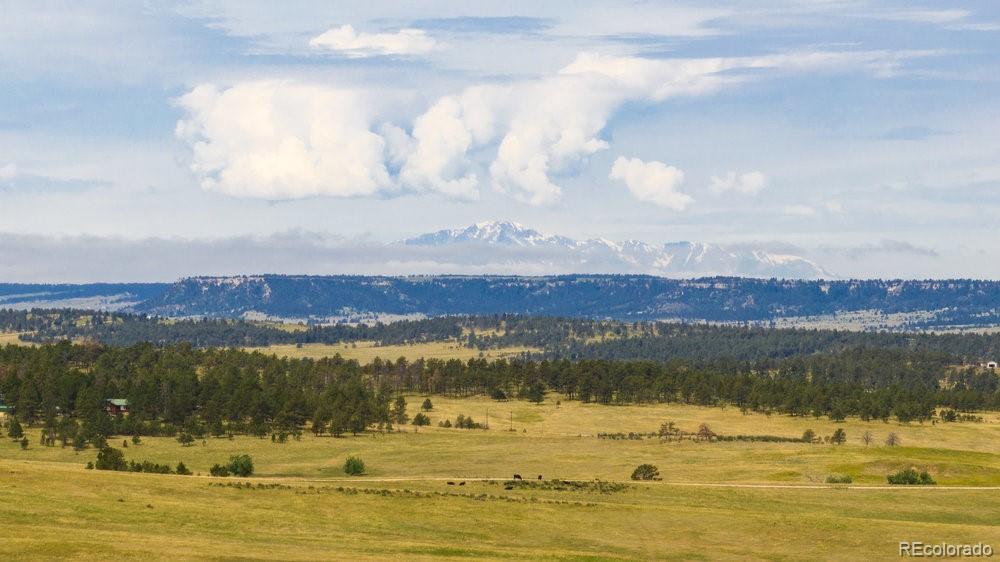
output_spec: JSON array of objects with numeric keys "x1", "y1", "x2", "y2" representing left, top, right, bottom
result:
[{"x1": 174, "y1": 49, "x2": 935, "y2": 205}]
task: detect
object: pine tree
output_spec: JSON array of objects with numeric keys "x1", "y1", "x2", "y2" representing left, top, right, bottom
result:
[
  {"x1": 392, "y1": 396, "x2": 408, "y2": 425},
  {"x1": 7, "y1": 417, "x2": 23, "y2": 440}
]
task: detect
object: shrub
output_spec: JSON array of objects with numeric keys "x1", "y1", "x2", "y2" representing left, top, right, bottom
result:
[
  {"x1": 131, "y1": 434, "x2": 141, "y2": 445},
  {"x1": 438, "y1": 419, "x2": 452, "y2": 428},
  {"x1": 825, "y1": 474, "x2": 853, "y2": 484},
  {"x1": 95, "y1": 446, "x2": 128, "y2": 471},
  {"x1": 20, "y1": 437, "x2": 28, "y2": 450},
  {"x1": 209, "y1": 463, "x2": 230, "y2": 477},
  {"x1": 887, "y1": 469, "x2": 935, "y2": 485},
  {"x1": 831, "y1": 428, "x2": 847, "y2": 445},
  {"x1": 801, "y1": 429, "x2": 816, "y2": 443},
  {"x1": 421, "y1": 398, "x2": 433, "y2": 411},
  {"x1": 630, "y1": 464, "x2": 661, "y2": 481},
  {"x1": 412, "y1": 413, "x2": 431, "y2": 426},
  {"x1": 696, "y1": 423, "x2": 716, "y2": 441},
  {"x1": 343, "y1": 456, "x2": 366, "y2": 476},
  {"x1": 227, "y1": 454, "x2": 254, "y2": 477},
  {"x1": 175, "y1": 462, "x2": 192, "y2": 476},
  {"x1": 176, "y1": 433, "x2": 195, "y2": 447}
]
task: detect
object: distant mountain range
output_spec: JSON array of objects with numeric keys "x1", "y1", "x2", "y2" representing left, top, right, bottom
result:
[
  {"x1": 5, "y1": 276, "x2": 1000, "y2": 330},
  {"x1": 400, "y1": 221, "x2": 830, "y2": 279},
  {"x1": 3, "y1": 222, "x2": 1000, "y2": 330}
]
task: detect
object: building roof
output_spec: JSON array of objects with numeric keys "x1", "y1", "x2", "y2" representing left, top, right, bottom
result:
[{"x1": 106, "y1": 399, "x2": 130, "y2": 407}]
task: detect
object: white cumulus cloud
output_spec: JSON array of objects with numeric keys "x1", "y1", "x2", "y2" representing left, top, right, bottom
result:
[
  {"x1": 309, "y1": 25, "x2": 437, "y2": 58},
  {"x1": 710, "y1": 170, "x2": 767, "y2": 195},
  {"x1": 175, "y1": 49, "x2": 934, "y2": 203},
  {"x1": 610, "y1": 156, "x2": 691, "y2": 210},
  {"x1": 175, "y1": 81, "x2": 394, "y2": 200}
]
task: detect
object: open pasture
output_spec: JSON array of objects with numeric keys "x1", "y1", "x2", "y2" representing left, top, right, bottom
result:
[{"x1": 4, "y1": 397, "x2": 1000, "y2": 560}]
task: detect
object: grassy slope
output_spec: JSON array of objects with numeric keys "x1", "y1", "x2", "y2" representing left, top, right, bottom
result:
[{"x1": 4, "y1": 397, "x2": 1000, "y2": 560}]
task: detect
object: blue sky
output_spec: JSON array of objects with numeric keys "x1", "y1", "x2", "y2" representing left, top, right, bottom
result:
[{"x1": 1, "y1": 1, "x2": 999, "y2": 281}]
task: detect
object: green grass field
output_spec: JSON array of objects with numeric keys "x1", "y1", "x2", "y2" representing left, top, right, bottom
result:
[{"x1": 4, "y1": 397, "x2": 1000, "y2": 560}]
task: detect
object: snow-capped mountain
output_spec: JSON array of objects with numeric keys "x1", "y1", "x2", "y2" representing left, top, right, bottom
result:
[
  {"x1": 403, "y1": 221, "x2": 577, "y2": 248},
  {"x1": 402, "y1": 221, "x2": 831, "y2": 279}
]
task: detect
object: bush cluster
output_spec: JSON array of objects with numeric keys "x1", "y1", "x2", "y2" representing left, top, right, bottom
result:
[
  {"x1": 438, "y1": 414, "x2": 485, "y2": 429},
  {"x1": 630, "y1": 464, "x2": 661, "y2": 481},
  {"x1": 824, "y1": 474, "x2": 853, "y2": 484},
  {"x1": 90, "y1": 446, "x2": 191, "y2": 475},
  {"x1": 343, "y1": 456, "x2": 366, "y2": 476},
  {"x1": 209, "y1": 454, "x2": 254, "y2": 477},
  {"x1": 887, "y1": 468, "x2": 936, "y2": 485}
]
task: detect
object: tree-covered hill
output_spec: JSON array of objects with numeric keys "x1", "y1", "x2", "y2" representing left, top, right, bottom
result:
[{"x1": 128, "y1": 275, "x2": 1000, "y2": 328}]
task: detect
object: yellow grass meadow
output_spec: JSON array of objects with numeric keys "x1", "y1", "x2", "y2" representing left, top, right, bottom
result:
[
  {"x1": 245, "y1": 340, "x2": 535, "y2": 362},
  {"x1": 4, "y1": 396, "x2": 1000, "y2": 560},
  {"x1": 0, "y1": 332, "x2": 32, "y2": 346}
]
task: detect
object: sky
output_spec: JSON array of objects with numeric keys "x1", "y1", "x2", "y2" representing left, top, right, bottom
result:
[{"x1": 1, "y1": 1, "x2": 999, "y2": 282}]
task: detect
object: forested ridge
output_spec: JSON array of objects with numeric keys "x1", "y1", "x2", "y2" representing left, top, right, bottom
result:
[
  {"x1": 134, "y1": 275, "x2": 1000, "y2": 326},
  {"x1": 10, "y1": 309, "x2": 1000, "y2": 363},
  {"x1": 9, "y1": 275, "x2": 1000, "y2": 328},
  {"x1": 1, "y1": 309, "x2": 462, "y2": 347}
]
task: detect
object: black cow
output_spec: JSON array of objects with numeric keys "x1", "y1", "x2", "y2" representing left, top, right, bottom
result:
[{"x1": 513, "y1": 474, "x2": 522, "y2": 480}]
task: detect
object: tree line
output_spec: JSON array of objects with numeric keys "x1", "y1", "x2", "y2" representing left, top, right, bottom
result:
[
  {"x1": 11, "y1": 310, "x2": 1000, "y2": 365},
  {"x1": 1, "y1": 341, "x2": 998, "y2": 445}
]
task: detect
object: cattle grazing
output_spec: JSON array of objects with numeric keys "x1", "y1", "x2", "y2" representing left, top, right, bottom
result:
[
  {"x1": 513, "y1": 474, "x2": 522, "y2": 480},
  {"x1": 537, "y1": 475, "x2": 542, "y2": 480},
  {"x1": 447, "y1": 481, "x2": 455, "y2": 485},
  {"x1": 459, "y1": 481, "x2": 466, "y2": 486}
]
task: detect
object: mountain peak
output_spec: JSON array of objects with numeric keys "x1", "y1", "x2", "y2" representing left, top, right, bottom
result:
[
  {"x1": 405, "y1": 220, "x2": 572, "y2": 248},
  {"x1": 473, "y1": 220, "x2": 528, "y2": 230},
  {"x1": 400, "y1": 221, "x2": 831, "y2": 278}
]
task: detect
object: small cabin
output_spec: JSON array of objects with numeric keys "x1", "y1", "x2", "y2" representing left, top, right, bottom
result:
[
  {"x1": 987, "y1": 361, "x2": 998, "y2": 370},
  {"x1": 105, "y1": 398, "x2": 130, "y2": 416},
  {"x1": 0, "y1": 403, "x2": 9, "y2": 420}
]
